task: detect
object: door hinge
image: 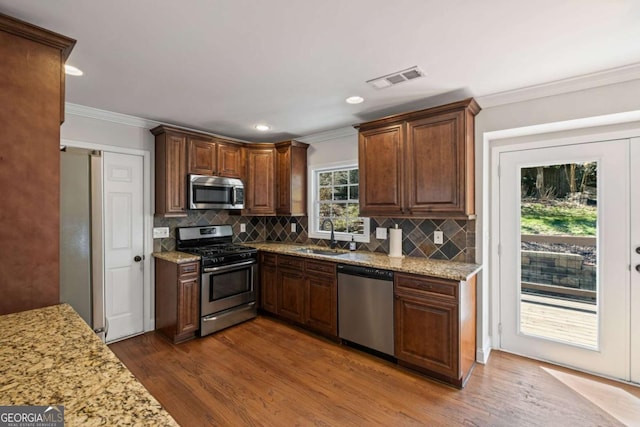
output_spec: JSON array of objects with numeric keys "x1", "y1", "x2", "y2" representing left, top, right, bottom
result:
[
  {"x1": 498, "y1": 323, "x2": 503, "y2": 335},
  {"x1": 497, "y1": 163, "x2": 501, "y2": 178},
  {"x1": 498, "y1": 243, "x2": 501, "y2": 256}
]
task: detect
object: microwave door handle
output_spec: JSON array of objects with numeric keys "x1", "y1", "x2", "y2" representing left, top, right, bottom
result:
[{"x1": 231, "y1": 187, "x2": 236, "y2": 206}]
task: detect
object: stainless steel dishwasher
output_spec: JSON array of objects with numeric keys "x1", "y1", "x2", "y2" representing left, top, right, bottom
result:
[{"x1": 337, "y1": 264, "x2": 394, "y2": 356}]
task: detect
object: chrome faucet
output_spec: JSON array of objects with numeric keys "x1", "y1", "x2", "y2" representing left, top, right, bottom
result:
[{"x1": 321, "y1": 219, "x2": 337, "y2": 249}]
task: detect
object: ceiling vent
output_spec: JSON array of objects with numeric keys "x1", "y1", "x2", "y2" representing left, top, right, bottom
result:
[{"x1": 366, "y1": 66, "x2": 426, "y2": 89}]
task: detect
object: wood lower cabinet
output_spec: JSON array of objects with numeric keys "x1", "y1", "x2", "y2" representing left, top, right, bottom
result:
[
  {"x1": 260, "y1": 253, "x2": 278, "y2": 313},
  {"x1": 259, "y1": 254, "x2": 337, "y2": 337},
  {"x1": 155, "y1": 258, "x2": 200, "y2": 343},
  {"x1": 244, "y1": 144, "x2": 276, "y2": 215},
  {"x1": 394, "y1": 272, "x2": 476, "y2": 387},
  {"x1": 305, "y1": 260, "x2": 337, "y2": 336},
  {"x1": 356, "y1": 98, "x2": 480, "y2": 219}
]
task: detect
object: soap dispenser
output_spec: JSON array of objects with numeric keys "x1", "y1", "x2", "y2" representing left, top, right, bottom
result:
[{"x1": 349, "y1": 236, "x2": 356, "y2": 251}]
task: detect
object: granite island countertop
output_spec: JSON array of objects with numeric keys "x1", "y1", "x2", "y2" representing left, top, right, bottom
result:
[
  {"x1": 243, "y1": 242, "x2": 481, "y2": 281},
  {"x1": 0, "y1": 304, "x2": 178, "y2": 426}
]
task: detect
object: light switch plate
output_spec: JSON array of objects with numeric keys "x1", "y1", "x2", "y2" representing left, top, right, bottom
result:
[
  {"x1": 153, "y1": 227, "x2": 169, "y2": 239},
  {"x1": 291, "y1": 223, "x2": 297, "y2": 232},
  {"x1": 434, "y1": 230, "x2": 444, "y2": 245},
  {"x1": 376, "y1": 227, "x2": 387, "y2": 240},
  {"x1": 240, "y1": 223, "x2": 246, "y2": 233}
]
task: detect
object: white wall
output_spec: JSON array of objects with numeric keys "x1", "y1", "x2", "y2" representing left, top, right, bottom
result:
[
  {"x1": 475, "y1": 78, "x2": 640, "y2": 363},
  {"x1": 304, "y1": 130, "x2": 358, "y2": 166},
  {"x1": 61, "y1": 112, "x2": 155, "y2": 151}
]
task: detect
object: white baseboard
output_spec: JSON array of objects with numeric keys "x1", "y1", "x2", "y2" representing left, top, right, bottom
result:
[{"x1": 476, "y1": 339, "x2": 493, "y2": 365}]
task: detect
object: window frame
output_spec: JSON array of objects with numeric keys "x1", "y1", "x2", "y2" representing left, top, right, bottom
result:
[{"x1": 308, "y1": 161, "x2": 370, "y2": 243}]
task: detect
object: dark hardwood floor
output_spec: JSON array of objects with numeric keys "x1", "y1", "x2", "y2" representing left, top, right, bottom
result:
[{"x1": 110, "y1": 316, "x2": 638, "y2": 426}]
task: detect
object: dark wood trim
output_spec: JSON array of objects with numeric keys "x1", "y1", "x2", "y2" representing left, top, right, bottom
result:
[
  {"x1": 0, "y1": 13, "x2": 76, "y2": 60},
  {"x1": 355, "y1": 98, "x2": 481, "y2": 130}
]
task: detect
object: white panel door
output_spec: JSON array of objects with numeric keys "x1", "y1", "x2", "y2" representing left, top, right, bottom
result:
[
  {"x1": 499, "y1": 139, "x2": 631, "y2": 380},
  {"x1": 103, "y1": 152, "x2": 144, "y2": 342},
  {"x1": 631, "y1": 137, "x2": 640, "y2": 384}
]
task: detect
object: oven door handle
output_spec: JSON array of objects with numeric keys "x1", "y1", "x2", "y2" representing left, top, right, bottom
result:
[{"x1": 203, "y1": 259, "x2": 256, "y2": 274}]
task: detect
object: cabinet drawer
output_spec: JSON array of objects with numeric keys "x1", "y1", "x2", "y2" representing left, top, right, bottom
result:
[
  {"x1": 261, "y1": 252, "x2": 278, "y2": 266},
  {"x1": 179, "y1": 262, "x2": 199, "y2": 276},
  {"x1": 395, "y1": 273, "x2": 458, "y2": 300},
  {"x1": 278, "y1": 255, "x2": 305, "y2": 271},
  {"x1": 305, "y1": 260, "x2": 335, "y2": 275}
]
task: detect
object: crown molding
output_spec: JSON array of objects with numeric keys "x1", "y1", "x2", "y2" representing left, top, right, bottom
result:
[
  {"x1": 296, "y1": 126, "x2": 357, "y2": 144},
  {"x1": 477, "y1": 62, "x2": 640, "y2": 108},
  {"x1": 65, "y1": 103, "x2": 161, "y2": 129}
]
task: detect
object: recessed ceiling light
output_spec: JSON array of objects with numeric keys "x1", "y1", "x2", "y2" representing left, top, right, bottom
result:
[
  {"x1": 345, "y1": 96, "x2": 364, "y2": 104},
  {"x1": 64, "y1": 64, "x2": 83, "y2": 76},
  {"x1": 255, "y1": 124, "x2": 271, "y2": 131}
]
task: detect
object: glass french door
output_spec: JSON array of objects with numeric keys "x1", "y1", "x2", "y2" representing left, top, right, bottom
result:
[{"x1": 498, "y1": 138, "x2": 637, "y2": 382}]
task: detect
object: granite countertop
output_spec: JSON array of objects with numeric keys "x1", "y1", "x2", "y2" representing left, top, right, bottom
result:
[
  {"x1": 0, "y1": 304, "x2": 178, "y2": 426},
  {"x1": 244, "y1": 242, "x2": 481, "y2": 281},
  {"x1": 152, "y1": 251, "x2": 200, "y2": 264}
]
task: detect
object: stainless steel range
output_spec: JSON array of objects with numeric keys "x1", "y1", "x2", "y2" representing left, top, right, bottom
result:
[{"x1": 176, "y1": 225, "x2": 257, "y2": 336}]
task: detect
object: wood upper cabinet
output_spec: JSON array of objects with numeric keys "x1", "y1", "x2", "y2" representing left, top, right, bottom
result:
[
  {"x1": 275, "y1": 141, "x2": 309, "y2": 216},
  {"x1": 394, "y1": 272, "x2": 477, "y2": 387},
  {"x1": 244, "y1": 144, "x2": 276, "y2": 215},
  {"x1": 358, "y1": 125, "x2": 404, "y2": 216},
  {"x1": 0, "y1": 14, "x2": 75, "y2": 315},
  {"x1": 216, "y1": 139, "x2": 244, "y2": 179},
  {"x1": 357, "y1": 98, "x2": 480, "y2": 219},
  {"x1": 152, "y1": 126, "x2": 188, "y2": 217},
  {"x1": 188, "y1": 136, "x2": 216, "y2": 175},
  {"x1": 155, "y1": 258, "x2": 200, "y2": 343}
]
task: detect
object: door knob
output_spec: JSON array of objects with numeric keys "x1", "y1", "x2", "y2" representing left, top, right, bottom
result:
[{"x1": 134, "y1": 255, "x2": 142, "y2": 262}]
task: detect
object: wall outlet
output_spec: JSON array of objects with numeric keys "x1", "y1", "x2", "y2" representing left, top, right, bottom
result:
[
  {"x1": 240, "y1": 223, "x2": 246, "y2": 233},
  {"x1": 153, "y1": 227, "x2": 169, "y2": 239},
  {"x1": 291, "y1": 223, "x2": 297, "y2": 233},
  {"x1": 434, "y1": 230, "x2": 444, "y2": 245},
  {"x1": 376, "y1": 227, "x2": 387, "y2": 240}
]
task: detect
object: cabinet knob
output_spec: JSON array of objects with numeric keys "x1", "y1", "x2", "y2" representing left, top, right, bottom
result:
[
  {"x1": 636, "y1": 247, "x2": 640, "y2": 255},
  {"x1": 636, "y1": 264, "x2": 640, "y2": 273}
]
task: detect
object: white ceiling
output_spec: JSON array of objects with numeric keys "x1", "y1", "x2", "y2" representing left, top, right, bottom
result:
[{"x1": 2, "y1": 0, "x2": 640, "y2": 142}]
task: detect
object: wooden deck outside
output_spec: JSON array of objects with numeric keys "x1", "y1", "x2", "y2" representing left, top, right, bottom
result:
[{"x1": 520, "y1": 294, "x2": 598, "y2": 348}]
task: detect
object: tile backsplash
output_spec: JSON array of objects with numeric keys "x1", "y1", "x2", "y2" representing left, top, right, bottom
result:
[
  {"x1": 155, "y1": 211, "x2": 475, "y2": 263},
  {"x1": 265, "y1": 216, "x2": 475, "y2": 263}
]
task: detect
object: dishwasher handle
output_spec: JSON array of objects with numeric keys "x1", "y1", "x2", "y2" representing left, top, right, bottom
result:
[{"x1": 337, "y1": 264, "x2": 394, "y2": 281}]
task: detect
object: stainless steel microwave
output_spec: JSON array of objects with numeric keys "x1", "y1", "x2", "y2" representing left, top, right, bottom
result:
[{"x1": 188, "y1": 175, "x2": 245, "y2": 210}]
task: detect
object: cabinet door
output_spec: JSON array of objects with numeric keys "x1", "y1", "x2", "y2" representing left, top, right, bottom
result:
[
  {"x1": 216, "y1": 140, "x2": 243, "y2": 178},
  {"x1": 177, "y1": 275, "x2": 199, "y2": 335},
  {"x1": 161, "y1": 133, "x2": 187, "y2": 215},
  {"x1": 275, "y1": 144, "x2": 292, "y2": 214},
  {"x1": 394, "y1": 293, "x2": 459, "y2": 379},
  {"x1": 277, "y1": 268, "x2": 305, "y2": 323},
  {"x1": 245, "y1": 147, "x2": 276, "y2": 215},
  {"x1": 358, "y1": 124, "x2": 405, "y2": 216},
  {"x1": 405, "y1": 111, "x2": 466, "y2": 215},
  {"x1": 260, "y1": 262, "x2": 278, "y2": 314},
  {"x1": 306, "y1": 273, "x2": 337, "y2": 336},
  {"x1": 188, "y1": 137, "x2": 216, "y2": 175}
]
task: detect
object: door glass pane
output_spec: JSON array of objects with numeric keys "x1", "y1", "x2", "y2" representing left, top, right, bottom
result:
[{"x1": 519, "y1": 162, "x2": 598, "y2": 348}]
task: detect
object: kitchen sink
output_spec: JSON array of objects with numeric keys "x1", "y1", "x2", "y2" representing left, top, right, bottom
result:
[{"x1": 294, "y1": 247, "x2": 350, "y2": 257}]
